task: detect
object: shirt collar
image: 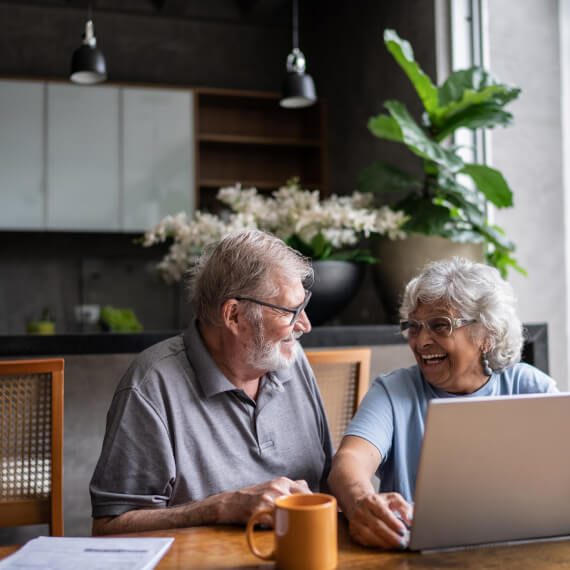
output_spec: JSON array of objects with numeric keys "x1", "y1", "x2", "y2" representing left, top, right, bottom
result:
[
  {"x1": 425, "y1": 371, "x2": 497, "y2": 399},
  {"x1": 183, "y1": 320, "x2": 293, "y2": 399}
]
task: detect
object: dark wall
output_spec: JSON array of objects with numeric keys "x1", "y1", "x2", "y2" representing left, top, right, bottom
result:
[
  {"x1": 0, "y1": 0, "x2": 437, "y2": 333},
  {"x1": 0, "y1": 1, "x2": 299, "y2": 89},
  {"x1": 0, "y1": 231, "x2": 188, "y2": 334},
  {"x1": 316, "y1": 0, "x2": 436, "y2": 197}
]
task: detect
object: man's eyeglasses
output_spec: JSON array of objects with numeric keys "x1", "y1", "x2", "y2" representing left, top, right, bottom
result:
[
  {"x1": 235, "y1": 290, "x2": 312, "y2": 326},
  {"x1": 399, "y1": 316, "x2": 475, "y2": 339}
]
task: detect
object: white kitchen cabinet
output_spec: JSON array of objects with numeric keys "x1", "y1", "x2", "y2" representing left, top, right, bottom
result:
[
  {"x1": 0, "y1": 80, "x2": 44, "y2": 229},
  {"x1": 46, "y1": 83, "x2": 120, "y2": 231},
  {"x1": 122, "y1": 87, "x2": 194, "y2": 231},
  {"x1": 0, "y1": 80, "x2": 195, "y2": 232}
]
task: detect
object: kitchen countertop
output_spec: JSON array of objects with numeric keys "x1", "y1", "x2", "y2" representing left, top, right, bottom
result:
[{"x1": 0, "y1": 323, "x2": 549, "y2": 373}]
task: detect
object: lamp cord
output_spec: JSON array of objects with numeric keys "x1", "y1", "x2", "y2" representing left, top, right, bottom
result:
[{"x1": 292, "y1": 0, "x2": 299, "y2": 50}]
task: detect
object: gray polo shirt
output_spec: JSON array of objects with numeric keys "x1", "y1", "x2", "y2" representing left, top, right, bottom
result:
[{"x1": 90, "y1": 322, "x2": 333, "y2": 518}]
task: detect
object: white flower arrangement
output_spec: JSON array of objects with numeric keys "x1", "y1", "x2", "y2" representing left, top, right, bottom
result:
[{"x1": 142, "y1": 178, "x2": 407, "y2": 283}]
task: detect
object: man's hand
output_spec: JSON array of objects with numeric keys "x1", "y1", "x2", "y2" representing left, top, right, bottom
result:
[
  {"x1": 218, "y1": 477, "x2": 311, "y2": 525},
  {"x1": 348, "y1": 492, "x2": 413, "y2": 549},
  {"x1": 93, "y1": 477, "x2": 312, "y2": 535}
]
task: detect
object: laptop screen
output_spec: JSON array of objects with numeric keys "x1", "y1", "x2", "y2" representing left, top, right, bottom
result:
[{"x1": 409, "y1": 392, "x2": 570, "y2": 551}]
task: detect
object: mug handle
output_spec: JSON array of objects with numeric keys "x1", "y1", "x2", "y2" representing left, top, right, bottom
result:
[{"x1": 246, "y1": 508, "x2": 275, "y2": 561}]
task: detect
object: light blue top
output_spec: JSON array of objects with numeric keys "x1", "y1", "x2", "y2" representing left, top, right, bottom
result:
[{"x1": 344, "y1": 363, "x2": 558, "y2": 502}]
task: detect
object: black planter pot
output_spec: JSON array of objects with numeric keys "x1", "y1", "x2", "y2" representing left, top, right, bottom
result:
[{"x1": 305, "y1": 260, "x2": 366, "y2": 326}]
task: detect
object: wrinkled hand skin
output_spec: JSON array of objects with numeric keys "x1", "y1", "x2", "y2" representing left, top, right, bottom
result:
[
  {"x1": 348, "y1": 492, "x2": 413, "y2": 549},
  {"x1": 222, "y1": 477, "x2": 312, "y2": 526}
]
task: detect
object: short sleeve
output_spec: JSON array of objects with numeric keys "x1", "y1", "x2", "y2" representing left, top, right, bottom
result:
[
  {"x1": 90, "y1": 387, "x2": 176, "y2": 518},
  {"x1": 344, "y1": 377, "x2": 394, "y2": 463},
  {"x1": 501, "y1": 363, "x2": 560, "y2": 395}
]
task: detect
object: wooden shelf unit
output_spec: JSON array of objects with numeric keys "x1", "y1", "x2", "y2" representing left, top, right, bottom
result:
[{"x1": 194, "y1": 87, "x2": 327, "y2": 211}]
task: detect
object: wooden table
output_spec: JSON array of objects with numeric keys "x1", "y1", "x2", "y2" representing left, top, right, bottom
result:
[{"x1": 1, "y1": 518, "x2": 569, "y2": 569}]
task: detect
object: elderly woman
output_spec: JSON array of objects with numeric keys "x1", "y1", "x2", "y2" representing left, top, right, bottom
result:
[{"x1": 327, "y1": 257, "x2": 557, "y2": 549}]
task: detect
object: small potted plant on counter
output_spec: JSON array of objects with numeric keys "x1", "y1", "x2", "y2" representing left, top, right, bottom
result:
[
  {"x1": 99, "y1": 305, "x2": 143, "y2": 333},
  {"x1": 26, "y1": 307, "x2": 56, "y2": 335}
]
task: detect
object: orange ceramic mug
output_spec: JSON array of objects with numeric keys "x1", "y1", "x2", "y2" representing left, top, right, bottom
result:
[{"x1": 246, "y1": 493, "x2": 337, "y2": 570}]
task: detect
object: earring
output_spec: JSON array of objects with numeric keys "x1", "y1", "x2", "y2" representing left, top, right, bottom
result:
[{"x1": 481, "y1": 351, "x2": 493, "y2": 376}]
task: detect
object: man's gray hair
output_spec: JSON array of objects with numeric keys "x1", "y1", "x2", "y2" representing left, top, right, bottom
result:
[
  {"x1": 399, "y1": 257, "x2": 523, "y2": 372},
  {"x1": 188, "y1": 229, "x2": 313, "y2": 327}
]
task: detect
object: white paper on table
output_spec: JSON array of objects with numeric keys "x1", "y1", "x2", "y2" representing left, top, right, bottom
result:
[{"x1": 0, "y1": 536, "x2": 174, "y2": 570}]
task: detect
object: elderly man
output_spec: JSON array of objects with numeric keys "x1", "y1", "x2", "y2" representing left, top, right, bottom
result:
[{"x1": 90, "y1": 230, "x2": 333, "y2": 535}]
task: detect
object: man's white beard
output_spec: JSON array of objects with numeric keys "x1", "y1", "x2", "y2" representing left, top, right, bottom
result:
[{"x1": 247, "y1": 327, "x2": 302, "y2": 371}]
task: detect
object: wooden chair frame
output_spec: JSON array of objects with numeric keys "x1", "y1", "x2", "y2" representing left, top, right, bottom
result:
[
  {"x1": 0, "y1": 358, "x2": 64, "y2": 536},
  {"x1": 305, "y1": 348, "x2": 371, "y2": 449}
]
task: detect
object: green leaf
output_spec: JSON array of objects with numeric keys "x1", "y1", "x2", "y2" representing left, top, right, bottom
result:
[
  {"x1": 438, "y1": 67, "x2": 521, "y2": 106},
  {"x1": 357, "y1": 161, "x2": 422, "y2": 194},
  {"x1": 367, "y1": 114, "x2": 404, "y2": 142},
  {"x1": 395, "y1": 194, "x2": 453, "y2": 235},
  {"x1": 435, "y1": 175, "x2": 485, "y2": 226},
  {"x1": 286, "y1": 233, "x2": 336, "y2": 261},
  {"x1": 100, "y1": 306, "x2": 143, "y2": 333},
  {"x1": 435, "y1": 104, "x2": 514, "y2": 141},
  {"x1": 284, "y1": 234, "x2": 377, "y2": 263},
  {"x1": 444, "y1": 228, "x2": 485, "y2": 243},
  {"x1": 460, "y1": 163, "x2": 513, "y2": 208},
  {"x1": 385, "y1": 101, "x2": 464, "y2": 172},
  {"x1": 309, "y1": 233, "x2": 332, "y2": 260},
  {"x1": 486, "y1": 247, "x2": 526, "y2": 278},
  {"x1": 285, "y1": 234, "x2": 316, "y2": 258},
  {"x1": 328, "y1": 250, "x2": 377, "y2": 264},
  {"x1": 433, "y1": 67, "x2": 521, "y2": 128},
  {"x1": 475, "y1": 222, "x2": 514, "y2": 251},
  {"x1": 383, "y1": 29, "x2": 439, "y2": 114},
  {"x1": 436, "y1": 189, "x2": 485, "y2": 227}
]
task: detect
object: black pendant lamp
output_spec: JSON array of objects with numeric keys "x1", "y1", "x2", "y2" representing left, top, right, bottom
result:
[
  {"x1": 70, "y1": 2, "x2": 107, "y2": 85},
  {"x1": 280, "y1": 0, "x2": 316, "y2": 108}
]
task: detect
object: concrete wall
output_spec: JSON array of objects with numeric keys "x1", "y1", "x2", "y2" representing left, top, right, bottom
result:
[
  {"x1": 562, "y1": 0, "x2": 570, "y2": 391},
  {"x1": 486, "y1": 0, "x2": 568, "y2": 389}
]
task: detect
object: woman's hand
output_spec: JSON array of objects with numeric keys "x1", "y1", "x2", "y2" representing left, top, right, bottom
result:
[
  {"x1": 328, "y1": 436, "x2": 413, "y2": 548},
  {"x1": 348, "y1": 492, "x2": 413, "y2": 549}
]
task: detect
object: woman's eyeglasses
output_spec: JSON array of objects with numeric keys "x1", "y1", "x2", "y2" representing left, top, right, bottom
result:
[
  {"x1": 399, "y1": 316, "x2": 475, "y2": 339},
  {"x1": 235, "y1": 290, "x2": 312, "y2": 326}
]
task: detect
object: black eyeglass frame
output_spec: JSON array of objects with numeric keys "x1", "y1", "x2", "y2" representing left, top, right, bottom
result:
[
  {"x1": 399, "y1": 316, "x2": 476, "y2": 339},
  {"x1": 235, "y1": 290, "x2": 312, "y2": 326}
]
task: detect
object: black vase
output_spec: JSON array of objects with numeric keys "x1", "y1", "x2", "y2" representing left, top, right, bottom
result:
[{"x1": 305, "y1": 260, "x2": 366, "y2": 326}]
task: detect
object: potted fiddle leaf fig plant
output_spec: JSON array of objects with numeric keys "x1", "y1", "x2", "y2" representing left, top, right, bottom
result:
[{"x1": 358, "y1": 28, "x2": 524, "y2": 282}]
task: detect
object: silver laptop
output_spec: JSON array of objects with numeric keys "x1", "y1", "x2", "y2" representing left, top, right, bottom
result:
[{"x1": 408, "y1": 392, "x2": 570, "y2": 551}]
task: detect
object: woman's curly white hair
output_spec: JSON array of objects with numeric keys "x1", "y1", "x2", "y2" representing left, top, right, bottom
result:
[{"x1": 399, "y1": 257, "x2": 523, "y2": 372}]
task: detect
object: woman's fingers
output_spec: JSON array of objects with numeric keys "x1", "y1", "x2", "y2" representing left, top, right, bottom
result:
[{"x1": 349, "y1": 492, "x2": 412, "y2": 549}]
